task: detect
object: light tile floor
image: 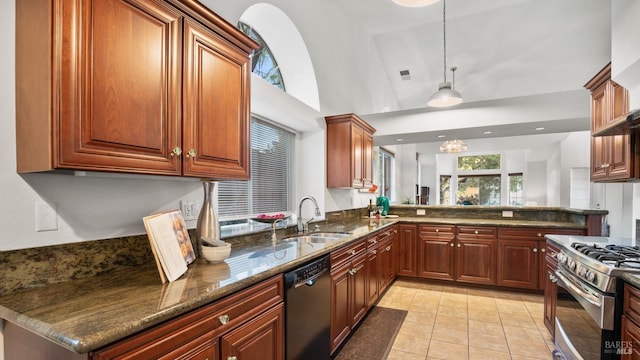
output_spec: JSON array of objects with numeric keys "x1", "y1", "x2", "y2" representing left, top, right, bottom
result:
[{"x1": 375, "y1": 278, "x2": 555, "y2": 360}]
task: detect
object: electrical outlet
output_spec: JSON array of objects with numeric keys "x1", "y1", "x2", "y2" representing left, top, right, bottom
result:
[
  {"x1": 502, "y1": 210, "x2": 514, "y2": 218},
  {"x1": 35, "y1": 201, "x2": 58, "y2": 231},
  {"x1": 180, "y1": 200, "x2": 200, "y2": 221},
  {"x1": 416, "y1": 209, "x2": 426, "y2": 216}
]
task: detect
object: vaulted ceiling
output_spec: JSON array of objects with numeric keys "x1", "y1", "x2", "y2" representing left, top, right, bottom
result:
[{"x1": 330, "y1": 0, "x2": 611, "y2": 146}]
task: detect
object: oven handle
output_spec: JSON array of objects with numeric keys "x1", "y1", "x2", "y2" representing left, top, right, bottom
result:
[{"x1": 555, "y1": 270, "x2": 601, "y2": 308}]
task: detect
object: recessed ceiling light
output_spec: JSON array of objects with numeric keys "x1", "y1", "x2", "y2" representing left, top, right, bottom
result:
[
  {"x1": 437, "y1": 135, "x2": 446, "y2": 138},
  {"x1": 392, "y1": 0, "x2": 440, "y2": 7},
  {"x1": 535, "y1": 127, "x2": 545, "y2": 131},
  {"x1": 396, "y1": 138, "x2": 404, "y2": 142},
  {"x1": 483, "y1": 131, "x2": 492, "y2": 135}
]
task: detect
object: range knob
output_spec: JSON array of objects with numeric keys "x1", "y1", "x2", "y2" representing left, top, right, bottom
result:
[
  {"x1": 569, "y1": 260, "x2": 577, "y2": 271},
  {"x1": 577, "y1": 266, "x2": 586, "y2": 277},
  {"x1": 585, "y1": 271, "x2": 596, "y2": 283},
  {"x1": 556, "y1": 253, "x2": 565, "y2": 264}
]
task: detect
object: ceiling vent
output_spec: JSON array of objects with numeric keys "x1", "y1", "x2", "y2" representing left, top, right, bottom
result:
[{"x1": 399, "y1": 69, "x2": 411, "y2": 80}]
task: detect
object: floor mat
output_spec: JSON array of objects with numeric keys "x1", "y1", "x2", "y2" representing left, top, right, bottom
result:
[{"x1": 334, "y1": 306, "x2": 407, "y2": 360}]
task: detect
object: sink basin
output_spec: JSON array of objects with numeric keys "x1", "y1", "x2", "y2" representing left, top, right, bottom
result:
[{"x1": 283, "y1": 232, "x2": 350, "y2": 244}]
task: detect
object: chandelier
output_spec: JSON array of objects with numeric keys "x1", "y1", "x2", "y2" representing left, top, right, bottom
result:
[{"x1": 440, "y1": 139, "x2": 467, "y2": 153}]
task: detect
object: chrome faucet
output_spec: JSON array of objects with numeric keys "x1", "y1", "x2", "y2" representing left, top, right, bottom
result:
[
  {"x1": 297, "y1": 195, "x2": 321, "y2": 233},
  {"x1": 271, "y1": 218, "x2": 284, "y2": 245}
]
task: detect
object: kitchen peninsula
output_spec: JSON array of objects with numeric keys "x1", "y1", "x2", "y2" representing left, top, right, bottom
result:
[{"x1": 0, "y1": 206, "x2": 606, "y2": 359}]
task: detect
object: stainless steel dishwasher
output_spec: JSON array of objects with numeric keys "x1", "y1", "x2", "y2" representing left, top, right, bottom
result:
[{"x1": 284, "y1": 255, "x2": 331, "y2": 360}]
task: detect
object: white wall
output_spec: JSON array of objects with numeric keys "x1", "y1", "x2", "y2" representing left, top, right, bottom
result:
[
  {"x1": 559, "y1": 131, "x2": 591, "y2": 207},
  {"x1": 525, "y1": 161, "x2": 547, "y2": 206},
  {"x1": 611, "y1": 0, "x2": 640, "y2": 109}
]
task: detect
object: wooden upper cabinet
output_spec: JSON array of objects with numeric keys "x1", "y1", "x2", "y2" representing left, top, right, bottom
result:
[
  {"x1": 326, "y1": 114, "x2": 376, "y2": 189},
  {"x1": 16, "y1": 0, "x2": 258, "y2": 179},
  {"x1": 585, "y1": 63, "x2": 636, "y2": 182},
  {"x1": 182, "y1": 18, "x2": 251, "y2": 178}
]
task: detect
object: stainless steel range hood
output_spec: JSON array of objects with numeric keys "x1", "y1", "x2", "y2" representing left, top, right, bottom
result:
[{"x1": 593, "y1": 109, "x2": 640, "y2": 136}]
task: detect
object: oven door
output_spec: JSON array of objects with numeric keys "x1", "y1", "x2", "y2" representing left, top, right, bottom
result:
[{"x1": 554, "y1": 269, "x2": 616, "y2": 360}]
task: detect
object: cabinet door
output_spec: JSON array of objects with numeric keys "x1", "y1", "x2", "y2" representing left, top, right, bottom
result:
[
  {"x1": 351, "y1": 255, "x2": 369, "y2": 327},
  {"x1": 362, "y1": 132, "x2": 374, "y2": 188},
  {"x1": 607, "y1": 133, "x2": 634, "y2": 180},
  {"x1": 543, "y1": 259, "x2": 557, "y2": 338},
  {"x1": 397, "y1": 224, "x2": 418, "y2": 277},
  {"x1": 183, "y1": 19, "x2": 251, "y2": 179},
  {"x1": 418, "y1": 237, "x2": 455, "y2": 280},
  {"x1": 351, "y1": 125, "x2": 364, "y2": 188},
  {"x1": 379, "y1": 240, "x2": 394, "y2": 293},
  {"x1": 220, "y1": 303, "x2": 284, "y2": 360},
  {"x1": 58, "y1": 0, "x2": 182, "y2": 175},
  {"x1": 366, "y1": 248, "x2": 379, "y2": 307},
  {"x1": 621, "y1": 316, "x2": 640, "y2": 359},
  {"x1": 456, "y1": 239, "x2": 496, "y2": 285},
  {"x1": 497, "y1": 239, "x2": 538, "y2": 289},
  {"x1": 330, "y1": 265, "x2": 351, "y2": 353},
  {"x1": 591, "y1": 136, "x2": 609, "y2": 180}
]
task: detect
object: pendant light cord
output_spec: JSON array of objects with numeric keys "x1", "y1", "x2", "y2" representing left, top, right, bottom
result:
[{"x1": 442, "y1": 0, "x2": 447, "y2": 83}]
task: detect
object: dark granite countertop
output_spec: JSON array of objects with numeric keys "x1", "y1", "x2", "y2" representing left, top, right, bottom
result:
[
  {"x1": 622, "y1": 273, "x2": 640, "y2": 289},
  {"x1": 0, "y1": 209, "x2": 600, "y2": 354}
]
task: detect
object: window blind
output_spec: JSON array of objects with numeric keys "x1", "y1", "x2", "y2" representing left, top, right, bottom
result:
[{"x1": 218, "y1": 117, "x2": 294, "y2": 219}]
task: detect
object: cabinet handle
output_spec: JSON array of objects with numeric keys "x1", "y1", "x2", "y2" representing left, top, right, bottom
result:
[
  {"x1": 170, "y1": 147, "x2": 182, "y2": 156},
  {"x1": 386, "y1": 246, "x2": 391, "y2": 251},
  {"x1": 186, "y1": 149, "x2": 196, "y2": 158},
  {"x1": 533, "y1": 248, "x2": 538, "y2": 253},
  {"x1": 394, "y1": 229, "x2": 398, "y2": 233},
  {"x1": 219, "y1": 314, "x2": 230, "y2": 325},
  {"x1": 228, "y1": 357, "x2": 237, "y2": 360},
  {"x1": 349, "y1": 249, "x2": 356, "y2": 256},
  {"x1": 370, "y1": 239, "x2": 377, "y2": 244},
  {"x1": 372, "y1": 249, "x2": 377, "y2": 255}
]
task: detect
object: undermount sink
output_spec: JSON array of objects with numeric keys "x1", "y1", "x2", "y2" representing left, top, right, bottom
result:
[{"x1": 283, "y1": 232, "x2": 350, "y2": 244}]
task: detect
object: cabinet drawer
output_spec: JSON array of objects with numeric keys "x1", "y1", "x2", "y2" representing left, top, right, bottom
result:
[
  {"x1": 419, "y1": 224, "x2": 455, "y2": 239},
  {"x1": 625, "y1": 284, "x2": 640, "y2": 325},
  {"x1": 92, "y1": 275, "x2": 283, "y2": 359},
  {"x1": 498, "y1": 227, "x2": 583, "y2": 240},
  {"x1": 331, "y1": 239, "x2": 366, "y2": 269},
  {"x1": 457, "y1": 226, "x2": 497, "y2": 240},
  {"x1": 622, "y1": 315, "x2": 640, "y2": 358}
]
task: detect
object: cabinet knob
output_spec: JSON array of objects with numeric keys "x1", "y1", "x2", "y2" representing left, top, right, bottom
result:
[
  {"x1": 219, "y1": 314, "x2": 230, "y2": 325},
  {"x1": 228, "y1": 357, "x2": 237, "y2": 360},
  {"x1": 186, "y1": 149, "x2": 196, "y2": 158},
  {"x1": 450, "y1": 243, "x2": 454, "y2": 247},
  {"x1": 394, "y1": 229, "x2": 398, "y2": 233},
  {"x1": 533, "y1": 248, "x2": 538, "y2": 253},
  {"x1": 537, "y1": 233, "x2": 542, "y2": 237},
  {"x1": 435, "y1": 228, "x2": 439, "y2": 233},
  {"x1": 170, "y1": 147, "x2": 182, "y2": 156},
  {"x1": 457, "y1": 244, "x2": 461, "y2": 248},
  {"x1": 474, "y1": 230, "x2": 479, "y2": 235},
  {"x1": 541, "y1": 248, "x2": 546, "y2": 253}
]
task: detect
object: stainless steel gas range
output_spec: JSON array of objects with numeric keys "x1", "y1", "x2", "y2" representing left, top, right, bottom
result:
[{"x1": 547, "y1": 235, "x2": 640, "y2": 360}]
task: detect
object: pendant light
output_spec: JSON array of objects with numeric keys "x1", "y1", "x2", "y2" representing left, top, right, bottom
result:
[{"x1": 428, "y1": 0, "x2": 463, "y2": 107}]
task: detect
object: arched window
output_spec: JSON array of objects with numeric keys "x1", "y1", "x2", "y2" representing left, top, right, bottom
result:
[{"x1": 238, "y1": 21, "x2": 285, "y2": 91}]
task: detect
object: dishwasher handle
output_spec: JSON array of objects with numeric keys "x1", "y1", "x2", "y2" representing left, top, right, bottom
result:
[{"x1": 294, "y1": 268, "x2": 327, "y2": 288}]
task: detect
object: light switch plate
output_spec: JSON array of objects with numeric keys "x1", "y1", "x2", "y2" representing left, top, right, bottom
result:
[{"x1": 502, "y1": 210, "x2": 514, "y2": 218}]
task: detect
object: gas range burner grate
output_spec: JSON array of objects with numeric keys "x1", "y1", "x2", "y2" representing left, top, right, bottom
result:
[{"x1": 571, "y1": 242, "x2": 640, "y2": 268}]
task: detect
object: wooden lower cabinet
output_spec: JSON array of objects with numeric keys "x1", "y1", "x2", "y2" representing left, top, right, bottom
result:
[
  {"x1": 417, "y1": 225, "x2": 496, "y2": 285},
  {"x1": 418, "y1": 225, "x2": 456, "y2": 280},
  {"x1": 221, "y1": 303, "x2": 284, "y2": 360},
  {"x1": 543, "y1": 255, "x2": 558, "y2": 337},
  {"x1": 90, "y1": 276, "x2": 284, "y2": 360},
  {"x1": 330, "y1": 239, "x2": 368, "y2": 354},
  {"x1": 398, "y1": 224, "x2": 418, "y2": 276},
  {"x1": 622, "y1": 283, "x2": 640, "y2": 358},
  {"x1": 498, "y1": 228, "x2": 583, "y2": 290}
]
